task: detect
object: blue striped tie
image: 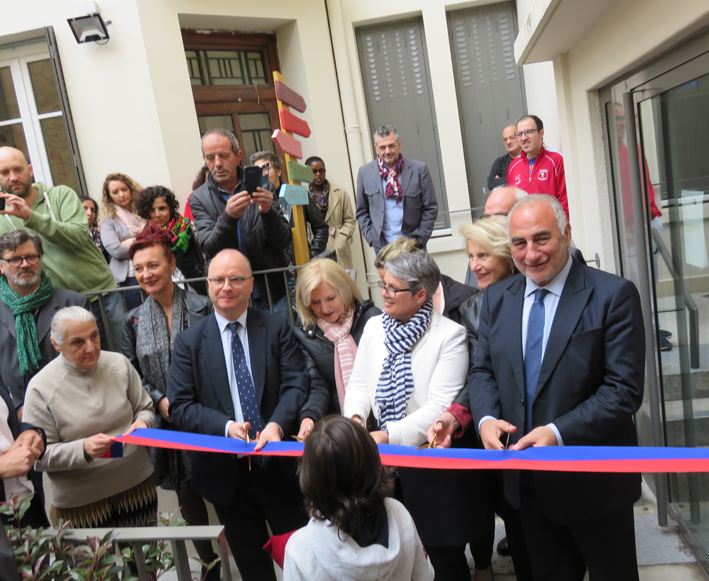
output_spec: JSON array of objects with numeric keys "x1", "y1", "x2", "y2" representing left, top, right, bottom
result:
[
  {"x1": 525, "y1": 289, "x2": 548, "y2": 433},
  {"x1": 229, "y1": 322, "x2": 267, "y2": 467}
]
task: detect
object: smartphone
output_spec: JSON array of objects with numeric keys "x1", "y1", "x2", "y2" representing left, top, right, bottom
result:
[
  {"x1": 0, "y1": 198, "x2": 5, "y2": 211},
  {"x1": 243, "y1": 165, "x2": 262, "y2": 196}
]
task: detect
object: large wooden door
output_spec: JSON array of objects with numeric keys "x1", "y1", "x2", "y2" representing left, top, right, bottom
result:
[{"x1": 182, "y1": 30, "x2": 283, "y2": 166}]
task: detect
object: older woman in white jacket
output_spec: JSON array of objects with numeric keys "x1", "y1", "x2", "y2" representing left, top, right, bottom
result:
[{"x1": 344, "y1": 251, "x2": 468, "y2": 445}]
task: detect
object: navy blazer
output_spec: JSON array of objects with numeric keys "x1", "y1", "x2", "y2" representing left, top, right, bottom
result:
[
  {"x1": 355, "y1": 157, "x2": 438, "y2": 248},
  {"x1": 167, "y1": 308, "x2": 308, "y2": 505},
  {"x1": 469, "y1": 258, "x2": 644, "y2": 521}
]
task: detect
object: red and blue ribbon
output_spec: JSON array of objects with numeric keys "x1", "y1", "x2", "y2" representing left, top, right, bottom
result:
[{"x1": 117, "y1": 428, "x2": 709, "y2": 473}]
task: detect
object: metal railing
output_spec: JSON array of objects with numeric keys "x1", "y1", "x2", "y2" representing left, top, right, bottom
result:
[
  {"x1": 85, "y1": 249, "x2": 337, "y2": 351},
  {"x1": 651, "y1": 227, "x2": 700, "y2": 369},
  {"x1": 63, "y1": 525, "x2": 232, "y2": 581}
]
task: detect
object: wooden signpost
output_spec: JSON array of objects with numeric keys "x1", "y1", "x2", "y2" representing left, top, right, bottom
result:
[{"x1": 272, "y1": 71, "x2": 313, "y2": 266}]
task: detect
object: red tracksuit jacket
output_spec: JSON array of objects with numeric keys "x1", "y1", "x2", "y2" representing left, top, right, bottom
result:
[{"x1": 507, "y1": 146, "x2": 569, "y2": 219}]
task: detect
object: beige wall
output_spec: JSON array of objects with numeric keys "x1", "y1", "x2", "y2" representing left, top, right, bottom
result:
[
  {"x1": 519, "y1": 0, "x2": 709, "y2": 273},
  {"x1": 0, "y1": 0, "x2": 171, "y2": 199}
]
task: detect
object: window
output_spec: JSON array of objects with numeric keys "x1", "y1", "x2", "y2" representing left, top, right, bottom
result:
[{"x1": 0, "y1": 41, "x2": 78, "y2": 191}]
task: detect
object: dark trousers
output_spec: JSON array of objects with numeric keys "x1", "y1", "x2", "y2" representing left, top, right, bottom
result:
[
  {"x1": 519, "y1": 475, "x2": 639, "y2": 581},
  {"x1": 212, "y1": 458, "x2": 308, "y2": 581},
  {"x1": 489, "y1": 471, "x2": 534, "y2": 581}
]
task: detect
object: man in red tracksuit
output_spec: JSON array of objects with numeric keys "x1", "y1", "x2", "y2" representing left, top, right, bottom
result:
[{"x1": 507, "y1": 115, "x2": 569, "y2": 220}]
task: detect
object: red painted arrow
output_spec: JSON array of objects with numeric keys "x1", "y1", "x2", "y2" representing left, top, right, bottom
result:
[
  {"x1": 280, "y1": 109, "x2": 311, "y2": 138},
  {"x1": 271, "y1": 129, "x2": 303, "y2": 159},
  {"x1": 275, "y1": 80, "x2": 307, "y2": 113}
]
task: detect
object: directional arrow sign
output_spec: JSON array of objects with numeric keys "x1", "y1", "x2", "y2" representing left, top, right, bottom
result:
[
  {"x1": 279, "y1": 184, "x2": 310, "y2": 206},
  {"x1": 275, "y1": 80, "x2": 307, "y2": 113},
  {"x1": 271, "y1": 129, "x2": 303, "y2": 159},
  {"x1": 286, "y1": 160, "x2": 315, "y2": 183},
  {"x1": 280, "y1": 109, "x2": 311, "y2": 138}
]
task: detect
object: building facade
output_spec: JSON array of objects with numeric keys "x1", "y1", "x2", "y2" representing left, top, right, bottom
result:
[{"x1": 3, "y1": 0, "x2": 709, "y2": 566}]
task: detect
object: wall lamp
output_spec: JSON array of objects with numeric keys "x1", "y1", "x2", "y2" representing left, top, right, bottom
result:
[{"x1": 67, "y1": 13, "x2": 111, "y2": 44}]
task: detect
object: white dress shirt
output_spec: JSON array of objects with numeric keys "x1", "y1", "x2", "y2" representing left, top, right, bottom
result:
[{"x1": 214, "y1": 310, "x2": 251, "y2": 436}]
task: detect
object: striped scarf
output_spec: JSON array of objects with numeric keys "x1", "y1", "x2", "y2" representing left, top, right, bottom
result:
[
  {"x1": 317, "y1": 307, "x2": 356, "y2": 413},
  {"x1": 375, "y1": 300, "x2": 433, "y2": 432}
]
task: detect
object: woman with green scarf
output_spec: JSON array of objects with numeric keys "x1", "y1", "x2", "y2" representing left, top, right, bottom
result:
[{"x1": 135, "y1": 186, "x2": 208, "y2": 296}]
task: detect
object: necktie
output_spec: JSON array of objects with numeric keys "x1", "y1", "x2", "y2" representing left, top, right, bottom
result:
[
  {"x1": 524, "y1": 289, "x2": 548, "y2": 433},
  {"x1": 229, "y1": 321, "x2": 267, "y2": 467}
]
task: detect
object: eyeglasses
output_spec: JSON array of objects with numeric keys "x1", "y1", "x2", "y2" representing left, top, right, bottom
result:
[
  {"x1": 310, "y1": 168, "x2": 326, "y2": 174},
  {"x1": 515, "y1": 129, "x2": 540, "y2": 138},
  {"x1": 377, "y1": 280, "x2": 411, "y2": 298},
  {"x1": 261, "y1": 164, "x2": 270, "y2": 176},
  {"x1": 208, "y1": 276, "x2": 252, "y2": 288},
  {"x1": 1, "y1": 254, "x2": 41, "y2": 268}
]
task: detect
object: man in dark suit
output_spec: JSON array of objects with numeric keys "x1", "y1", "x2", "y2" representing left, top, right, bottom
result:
[
  {"x1": 470, "y1": 194, "x2": 644, "y2": 581},
  {"x1": 356, "y1": 124, "x2": 438, "y2": 251},
  {"x1": 167, "y1": 248, "x2": 309, "y2": 581},
  {"x1": 0, "y1": 229, "x2": 89, "y2": 413}
]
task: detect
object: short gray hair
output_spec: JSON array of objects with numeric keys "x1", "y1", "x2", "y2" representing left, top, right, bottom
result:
[
  {"x1": 0, "y1": 229, "x2": 43, "y2": 258},
  {"x1": 51, "y1": 307, "x2": 96, "y2": 346},
  {"x1": 201, "y1": 129, "x2": 241, "y2": 156},
  {"x1": 373, "y1": 125, "x2": 400, "y2": 147},
  {"x1": 508, "y1": 194, "x2": 568, "y2": 238},
  {"x1": 490, "y1": 185, "x2": 527, "y2": 202},
  {"x1": 384, "y1": 251, "x2": 440, "y2": 300}
]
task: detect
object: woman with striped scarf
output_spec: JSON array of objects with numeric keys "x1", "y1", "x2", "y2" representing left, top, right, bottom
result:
[{"x1": 344, "y1": 251, "x2": 470, "y2": 577}]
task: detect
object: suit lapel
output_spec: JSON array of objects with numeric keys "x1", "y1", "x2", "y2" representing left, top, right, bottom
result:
[
  {"x1": 0, "y1": 306, "x2": 16, "y2": 339},
  {"x1": 400, "y1": 159, "x2": 412, "y2": 198},
  {"x1": 535, "y1": 260, "x2": 592, "y2": 397},
  {"x1": 246, "y1": 309, "x2": 266, "y2": 404},
  {"x1": 203, "y1": 316, "x2": 235, "y2": 418},
  {"x1": 36, "y1": 296, "x2": 61, "y2": 343},
  {"x1": 504, "y1": 278, "x2": 527, "y2": 400}
]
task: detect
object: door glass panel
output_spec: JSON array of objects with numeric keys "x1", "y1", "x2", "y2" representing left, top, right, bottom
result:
[
  {"x1": 198, "y1": 115, "x2": 236, "y2": 135},
  {"x1": 0, "y1": 67, "x2": 20, "y2": 121},
  {"x1": 637, "y1": 73, "x2": 709, "y2": 543},
  {"x1": 0, "y1": 122, "x2": 28, "y2": 155},
  {"x1": 40, "y1": 116, "x2": 78, "y2": 191},
  {"x1": 28, "y1": 60, "x2": 61, "y2": 114},
  {"x1": 237, "y1": 112, "x2": 274, "y2": 162}
]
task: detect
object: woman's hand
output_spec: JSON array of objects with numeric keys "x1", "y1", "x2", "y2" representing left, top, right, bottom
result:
[
  {"x1": 425, "y1": 412, "x2": 460, "y2": 449},
  {"x1": 83, "y1": 433, "x2": 115, "y2": 459},
  {"x1": 120, "y1": 238, "x2": 136, "y2": 247},
  {"x1": 370, "y1": 430, "x2": 389, "y2": 444},
  {"x1": 297, "y1": 418, "x2": 315, "y2": 441},
  {"x1": 125, "y1": 419, "x2": 149, "y2": 435},
  {"x1": 157, "y1": 397, "x2": 171, "y2": 422}
]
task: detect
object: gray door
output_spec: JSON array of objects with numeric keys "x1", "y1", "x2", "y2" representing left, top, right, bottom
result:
[
  {"x1": 447, "y1": 2, "x2": 527, "y2": 209},
  {"x1": 356, "y1": 18, "x2": 449, "y2": 229}
]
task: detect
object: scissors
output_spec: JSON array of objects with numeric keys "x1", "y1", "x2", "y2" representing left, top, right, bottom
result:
[
  {"x1": 291, "y1": 423, "x2": 313, "y2": 442},
  {"x1": 504, "y1": 422, "x2": 510, "y2": 451},
  {"x1": 417, "y1": 420, "x2": 443, "y2": 450}
]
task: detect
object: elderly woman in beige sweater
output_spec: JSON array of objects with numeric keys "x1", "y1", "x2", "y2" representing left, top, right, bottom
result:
[{"x1": 23, "y1": 307, "x2": 156, "y2": 528}]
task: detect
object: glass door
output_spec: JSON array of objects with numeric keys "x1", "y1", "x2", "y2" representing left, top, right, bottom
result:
[{"x1": 629, "y1": 53, "x2": 709, "y2": 560}]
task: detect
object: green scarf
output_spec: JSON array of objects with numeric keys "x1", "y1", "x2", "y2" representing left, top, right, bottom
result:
[{"x1": 0, "y1": 271, "x2": 53, "y2": 377}]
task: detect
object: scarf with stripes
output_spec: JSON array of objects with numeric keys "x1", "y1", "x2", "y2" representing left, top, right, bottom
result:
[
  {"x1": 317, "y1": 307, "x2": 356, "y2": 413},
  {"x1": 375, "y1": 300, "x2": 433, "y2": 432}
]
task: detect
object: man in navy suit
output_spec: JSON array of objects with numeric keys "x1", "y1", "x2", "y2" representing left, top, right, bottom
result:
[
  {"x1": 167, "y1": 249, "x2": 309, "y2": 581},
  {"x1": 470, "y1": 194, "x2": 644, "y2": 580},
  {"x1": 356, "y1": 124, "x2": 438, "y2": 251}
]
